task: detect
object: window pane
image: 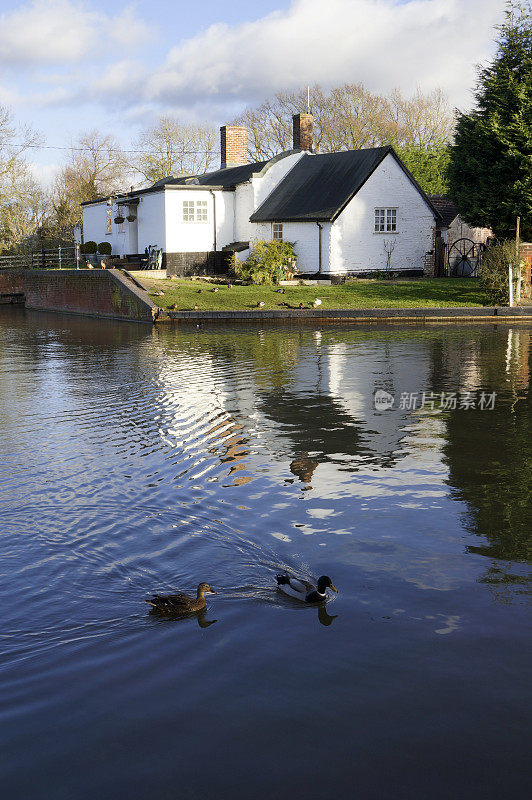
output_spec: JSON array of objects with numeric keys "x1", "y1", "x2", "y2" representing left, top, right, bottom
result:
[
  {"x1": 196, "y1": 200, "x2": 208, "y2": 221},
  {"x1": 183, "y1": 200, "x2": 194, "y2": 222}
]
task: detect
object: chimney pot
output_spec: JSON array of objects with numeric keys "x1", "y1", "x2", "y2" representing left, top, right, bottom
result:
[
  {"x1": 220, "y1": 125, "x2": 247, "y2": 169},
  {"x1": 293, "y1": 113, "x2": 313, "y2": 151}
]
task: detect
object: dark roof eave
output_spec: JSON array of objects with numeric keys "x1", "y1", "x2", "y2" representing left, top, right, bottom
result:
[{"x1": 250, "y1": 215, "x2": 333, "y2": 223}]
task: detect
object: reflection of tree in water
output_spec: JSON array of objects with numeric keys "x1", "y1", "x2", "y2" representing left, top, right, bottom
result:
[{"x1": 442, "y1": 331, "x2": 531, "y2": 597}]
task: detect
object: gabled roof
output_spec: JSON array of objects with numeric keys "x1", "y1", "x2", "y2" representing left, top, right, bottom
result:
[
  {"x1": 429, "y1": 195, "x2": 459, "y2": 227},
  {"x1": 250, "y1": 146, "x2": 441, "y2": 223}
]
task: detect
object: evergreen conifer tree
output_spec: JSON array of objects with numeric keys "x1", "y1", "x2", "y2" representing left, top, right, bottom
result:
[{"x1": 448, "y1": 2, "x2": 532, "y2": 239}]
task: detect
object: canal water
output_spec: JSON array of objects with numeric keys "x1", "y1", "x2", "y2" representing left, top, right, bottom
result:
[{"x1": 0, "y1": 308, "x2": 530, "y2": 800}]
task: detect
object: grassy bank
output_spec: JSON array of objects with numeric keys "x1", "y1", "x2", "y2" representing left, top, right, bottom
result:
[{"x1": 139, "y1": 277, "x2": 490, "y2": 311}]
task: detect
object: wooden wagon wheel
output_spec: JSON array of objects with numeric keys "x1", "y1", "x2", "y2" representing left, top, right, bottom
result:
[{"x1": 448, "y1": 238, "x2": 479, "y2": 277}]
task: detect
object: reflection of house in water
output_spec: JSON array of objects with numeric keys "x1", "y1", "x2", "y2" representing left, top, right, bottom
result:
[{"x1": 255, "y1": 335, "x2": 436, "y2": 481}]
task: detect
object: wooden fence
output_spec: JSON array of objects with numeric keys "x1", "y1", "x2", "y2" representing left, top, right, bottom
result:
[{"x1": 0, "y1": 245, "x2": 80, "y2": 271}]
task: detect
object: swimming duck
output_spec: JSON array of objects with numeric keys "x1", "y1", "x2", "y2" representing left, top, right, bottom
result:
[
  {"x1": 275, "y1": 573, "x2": 338, "y2": 603},
  {"x1": 146, "y1": 582, "x2": 216, "y2": 613}
]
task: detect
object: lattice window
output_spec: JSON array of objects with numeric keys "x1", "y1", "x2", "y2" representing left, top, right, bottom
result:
[
  {"x1": 375, "y1": 208, "x2": 397, "y2": 233},
  {"x1": 196, "y1": 200, "x2": 208, "y2": 222},
  {"x1": 273, "y1": 222, "x2": 283, "y2": 241},
  {"x1": 183, "y1": 200, "x2": 195, "y2": 222}
]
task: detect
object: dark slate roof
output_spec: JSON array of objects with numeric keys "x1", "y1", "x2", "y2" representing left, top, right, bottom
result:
[
  {"x1": 166, "y1": 160, "x2": 269, "y2": 189},
  {"x1": 250, "y1": 147, "x2": 441, "y2": 223},
  {"x1": 429, "y1": 195, "x2": 459, "y2": 227}
]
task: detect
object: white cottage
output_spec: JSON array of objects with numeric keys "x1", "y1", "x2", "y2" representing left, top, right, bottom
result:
[{"x1": 81, "y1": 115, "x2": 442, "y2": 276}]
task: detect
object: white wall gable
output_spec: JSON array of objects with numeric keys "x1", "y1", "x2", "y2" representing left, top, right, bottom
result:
[{"x1": 329, "y1": 153, "x2": 436, "y2": 272}]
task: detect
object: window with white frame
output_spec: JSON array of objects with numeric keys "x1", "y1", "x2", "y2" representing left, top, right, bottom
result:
[
  {"x1": 196, "y1": 200, "x2": 208, "y2": 222},
  {"x1": 273, "y1": 222, "x2": 283, "y2": 240},
  {"x1": 106, "y1": 208, "x2": 112, "y2": 234},
  {"x1": 183, "y1": 199, "x2": 208, "y2": 222},
  {"x1": 374, "y1": 208, "x2": 397, "y2": 233},
  {"x1": 183, "y1": 200, "x2": 195, "y2": 222}
]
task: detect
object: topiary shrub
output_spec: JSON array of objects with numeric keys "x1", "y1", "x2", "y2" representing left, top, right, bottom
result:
[
  {"x1": 232, "y1": 240, "x2": 297, "y2": 285},
  {"x1": 98, "y1": 241, "x2": 112, "y2": 255},
  {"x1": 478, "y1": 240, "x2": 523, "y2": 305},
  {"x1": 81, "y1": 241, "x2": 97, "y2": 254}
]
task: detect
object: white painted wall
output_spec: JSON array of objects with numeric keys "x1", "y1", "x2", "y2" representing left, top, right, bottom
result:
[
  {"x1": 329, "y1": 153, "x2": 436, "y2": 273},
  {"x1": 252, "y1": 151, "x2": 304, "y2": 208},
  {"x1": 82, "y1": 194, "x2": 166, "y2": 256},
  {"x1": 81, "y1": 202, "x2": 115, "y2": 251},
  {"x1": 137, "y1": 192, "x2": 166, "y2": 254},
  {"x1": 164, "y1": 189, "x2": 235, "y2": 253},
  {"x1": 234, "y1": 182, "x2": 255, "y2": 242}
]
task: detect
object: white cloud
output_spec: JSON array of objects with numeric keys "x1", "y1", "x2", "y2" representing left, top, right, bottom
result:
[
  {"x1": 140, "y1": 0, "x2": 503, "y2": 112},
  {"x1": 0, "y1": 0, "x2": 506, "y2": 134},
  {"x1": 0, "y1": 0, "x2": 151, "y2": 66}
]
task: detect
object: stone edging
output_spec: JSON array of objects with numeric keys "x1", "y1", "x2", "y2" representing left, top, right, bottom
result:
[{"x1": 155, "y1": 306, "x2": 532, "y2": 323}]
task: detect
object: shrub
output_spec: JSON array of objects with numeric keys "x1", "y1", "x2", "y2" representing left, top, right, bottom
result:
[
  {"x1": 232, "y1": 240, "x2": 297, "y2": 285},
  {"x1": 81, "y1": 241, "x2": 97, "y2": 254},
  {"x1": 478, "y1": 240, "x2": 522, "y2": 305},
  {"x1": 98, "y1": 241, "x2": 112, "y2": 255}
]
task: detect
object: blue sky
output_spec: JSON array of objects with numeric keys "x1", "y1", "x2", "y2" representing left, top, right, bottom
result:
[{"x1": 0, "y1": 0, "x2": 504, "y2": 183}]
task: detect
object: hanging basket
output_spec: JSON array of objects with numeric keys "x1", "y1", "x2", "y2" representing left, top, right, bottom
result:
[
  {"x1": 126, "y1": 215, "x2": 137, "y2": 223},
  {"x1": 114, "y1": 215, "x2": 125, "y2": 224}
]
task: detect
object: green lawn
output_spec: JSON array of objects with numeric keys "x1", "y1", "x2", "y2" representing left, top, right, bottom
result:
[{"x1": 139, "y1": 277, "x2": 490, "y2": 311}]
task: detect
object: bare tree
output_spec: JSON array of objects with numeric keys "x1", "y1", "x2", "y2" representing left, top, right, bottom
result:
[
  {"x1": 385, "y1": 87, "x2": 455, "y2": 148},
  {"x1": 63, "y1": 130, "x2": 129, "y2": 199},
  {"x1": 382, "y1": 238, "x2": 397, "y2": 272},
  {"x1": 0, "y1": 105, "x2": 43, "y2": 251},
  {"x1": 131, "y1": 116, "x2": 218, "y2": 183},
  {"x1": 235, "y1": 86, "x2": 328, "y2": 159},
  {"x1": 50, "y1": 130, "x2": 129, "y2": 235},
  {"x1": 0, "y1": 176, "x2": 49, "y2": 252},
  {"x1": 235, "y1": 83, "x2": 455, "y2": 160}
]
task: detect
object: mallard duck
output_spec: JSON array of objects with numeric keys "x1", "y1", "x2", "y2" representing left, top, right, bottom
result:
[
  {"x1": 146, "y1": 582, "x2": 216, "y2": 613},
  {"x1": 275, "y1": 573, "x2": 338, "y2": 603}
]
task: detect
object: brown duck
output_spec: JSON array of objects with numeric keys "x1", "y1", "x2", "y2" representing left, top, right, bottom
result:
[{"x1": 146, "y1": 582, "x2": 216, "y2": 613}]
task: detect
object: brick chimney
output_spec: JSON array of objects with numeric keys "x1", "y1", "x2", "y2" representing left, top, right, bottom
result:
[
  {"x1": 220, "y1": 126, "x2": 247, "y2": 169},
  {"x1": 293, "y1": 113, "x2": 313, "y2": 151}
]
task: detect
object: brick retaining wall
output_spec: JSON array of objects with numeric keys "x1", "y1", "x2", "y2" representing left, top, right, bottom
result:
[
  {"x1": 0, "y1": 269, "x2": 25, "y2": 296},
  {"x1": 0, "y1": 269, "x2": 157, "y2": 322}
]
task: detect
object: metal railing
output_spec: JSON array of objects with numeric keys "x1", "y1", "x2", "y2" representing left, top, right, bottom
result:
[{"x1": 0, "y1": 245, "x2": 80, "y2": 270}]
